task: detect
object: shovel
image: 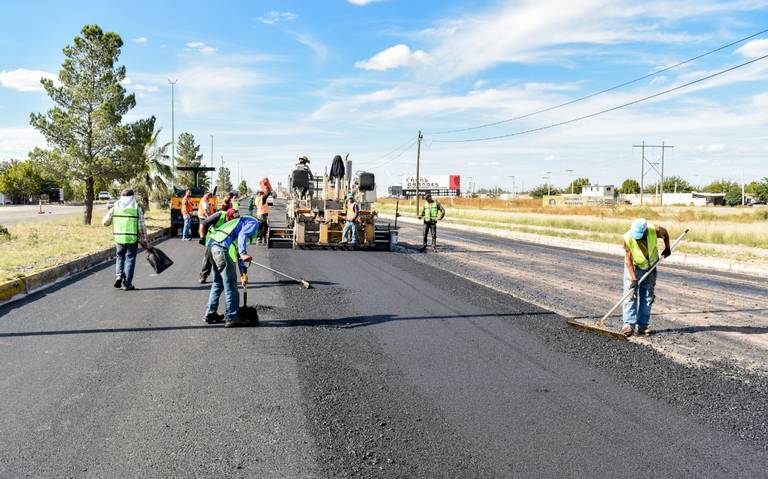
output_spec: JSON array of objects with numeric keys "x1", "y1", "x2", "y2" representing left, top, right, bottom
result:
[{"x1": 238, "y1": 271, "x2": 259, "y2": 324}]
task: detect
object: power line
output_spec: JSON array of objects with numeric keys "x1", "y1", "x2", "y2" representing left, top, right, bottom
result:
[
  {"x1": 429, "y1": 27, "x2": 768, "y2": 135},
  {"x1": 432, "y1": 52, "x2": 768, "y2": 144},
  {"x1": 369, "y1": 138, "x2": 418, "y2": 169}
]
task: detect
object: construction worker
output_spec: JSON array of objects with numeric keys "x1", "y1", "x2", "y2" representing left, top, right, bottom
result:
[
  {"x1": 247, "y1": 194, "x2": 255, "y2": 216},
  {"x1": 292, "y1": 156, "x2": 313, "y2": 200},
  {"x1": 102, "y1": 188, "x2": 149, "y2": 291},
  {"x1": 341, "y1": 192, "x2": 360, "y2": 245},
  {"x1": 417, "y1": 192, "x2": 445, "y2": 252},
  {"x1": 231, "y1": 192, "x2": 240, "y2": 211},
  {"x1": 181, "y1": 189, "x2": 193, "y2": 241},
  {"x1": 622, "y1": 218, "x2": 672, "y2": 337},
  {"x1": 198, "y1": 192, "x2": 219, "y2": 284},
  {"x1": 203, "y1": 209, "x2": 259, "y2": 327},
  {"x1": 255, "y1": 190, "x2": 270, "y2": 244}
]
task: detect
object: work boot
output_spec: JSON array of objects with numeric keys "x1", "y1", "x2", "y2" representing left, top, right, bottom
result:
[
  {"x1": 224, "y1": 316, "x2": 249, "y2": 328},
  {"x1": 637, "y1": 326, "x2": 651, "y2": 336},
  {"x1": 122, "y1": 284, "x2": 136, "y2": 291},
  {"x1": 621, "y1": 325, "x2": 634, "y2": 338},
  {"x1": 113, "y1": 275, "x2": 122, "y2": 289},
  {"x1": 432, "y1": 245, "x2": 438, "y2": 252},
  {"x1": 420, "y1": 245, "x2": 427, "y2": 252},
  {"x1": 204, "y1": 312, "x2": 224, "y2": 324}
]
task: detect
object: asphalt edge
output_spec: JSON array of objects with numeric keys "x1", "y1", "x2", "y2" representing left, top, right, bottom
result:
[
  {"x1": 382, "y1": 214, "x2": 768, "y2": 279},
  {"x1": 0, "y1": 228, "x2": 170, "y2": 307}
]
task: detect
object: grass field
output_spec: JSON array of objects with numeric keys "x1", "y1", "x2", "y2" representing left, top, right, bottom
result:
[
  {"x1": 376, "y1": 198, "x2": 768, "y2": 263},
  {"x1": 0, "y1": 210, "x2": 169, "y2": 282}
]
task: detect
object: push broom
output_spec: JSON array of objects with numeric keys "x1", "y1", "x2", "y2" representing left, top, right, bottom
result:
[{"x1": 566, "y1": 229, "x2": 689, "y2": 340}]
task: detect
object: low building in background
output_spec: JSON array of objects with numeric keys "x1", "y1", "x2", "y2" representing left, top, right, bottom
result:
[{"x1": 619, "y1": 192, "x2": 726, "y2": 206}]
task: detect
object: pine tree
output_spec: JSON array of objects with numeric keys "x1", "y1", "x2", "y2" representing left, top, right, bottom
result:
[
  {"x1": 217, "y1": 167, "x2": 233, "y2": 194},
  {"x1": 175, "y1": 132, "x2": 209, "y2": 189}
]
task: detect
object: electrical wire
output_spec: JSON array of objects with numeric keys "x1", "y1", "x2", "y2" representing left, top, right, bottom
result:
[
  {"x1": 428, "y1": 27, "x2": 768, "y2": 135},
  {"x1": 432, "y1": 52, "x2": 768, "y2": 143},
  {"x1": 369, "y1": 138, "x2": 419, "y2": 169}
]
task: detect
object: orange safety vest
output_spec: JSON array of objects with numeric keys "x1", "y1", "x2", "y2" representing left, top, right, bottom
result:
[{"x1": 258, "y1": 199, "x2": 269, "y2": 215}]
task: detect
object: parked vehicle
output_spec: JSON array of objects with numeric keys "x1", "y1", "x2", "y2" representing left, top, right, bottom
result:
[{"x1": 98, "y1": 191, "x2": 112, "y2": 201}]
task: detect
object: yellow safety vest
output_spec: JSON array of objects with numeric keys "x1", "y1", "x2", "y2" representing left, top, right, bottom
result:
[
  {"x1": 113, "y1": 207, "x2": 139, "y2": 245},
  {"x1": 422, "y1": 202, "x2": 440, "y2": 222},
  {"x1": 624, "y1": 226, "x2": 658, "y2": 270}
]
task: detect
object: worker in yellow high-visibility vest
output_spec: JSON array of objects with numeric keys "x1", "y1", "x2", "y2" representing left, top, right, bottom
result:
[
  {"x1": 622, "y1": 218, "x2": 672, "y2": 337},
  {"x1": 417, "y1": 192, "x2": 445, "y2": 252},
  {"x1": 102, "y1": 189, "x2": 149, "y2": 290}
]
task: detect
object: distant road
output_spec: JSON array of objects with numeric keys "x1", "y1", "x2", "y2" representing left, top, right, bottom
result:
[{"x1": 0, "y1": 204, "x2": 103, "y2": 225}]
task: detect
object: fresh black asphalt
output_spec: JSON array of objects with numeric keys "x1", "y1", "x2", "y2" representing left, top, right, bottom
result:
[{"x1": 1, "y1": 229, "x2": 767, "y2": 477}]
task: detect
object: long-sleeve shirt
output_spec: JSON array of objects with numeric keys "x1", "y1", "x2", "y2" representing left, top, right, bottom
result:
[
  {"x1": 209, "y1": 216, "x2": 259, "y2": 257},
  {"x1": 102, "y1": 197, "x2": 148, "y2": 244}
]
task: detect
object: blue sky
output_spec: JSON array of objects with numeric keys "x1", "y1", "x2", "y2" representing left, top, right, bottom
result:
[{"x1": 2, "y1": 0, "x2": 768, "y2": 192}]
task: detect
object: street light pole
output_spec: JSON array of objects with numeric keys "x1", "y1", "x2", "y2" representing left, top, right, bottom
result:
[
  {"x1": 168, "y1": 79, "x2": 177, "y2": 188},
  {"x1": 565, "y1": 169, "x2": 574, "y2": 194},
  {"x1": 508, "y1": 175, "x2": 515, "y2": 199},
  {"x1": 545, "y1": 171, "x2": 552, "y2": 196}
]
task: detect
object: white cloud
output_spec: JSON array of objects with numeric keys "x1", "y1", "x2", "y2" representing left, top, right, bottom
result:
[
  {"x1": 257, "y1": 11, "x2": 298, "y2": 25},
  {"x1": 186, "y1": 42, "x2": 218, "y2": 55},
  {"x1": 0, "y1": 127, "x2": 46, "y2": 157},
  {"x1": 355, "y1": 44, "x2": 431, "y2": 71},
  {"x1": 294, "y1": 33, "x2": 329, "y2": 63},
  {"x1": 695, "y1": 143, "x2": 726, "y2": 152},
  {"x1": 133, "y1": 36, "x2": 148, "y2": 44},
  {"x1": 0, "y1": 68, "x2": 56, "y2": 92},
  {"x1": 348, "y1": 0, "x2": 384, "y2": 5},
  {"x1": 737, "y1": 38, "x2": 768, "y2": 58}
]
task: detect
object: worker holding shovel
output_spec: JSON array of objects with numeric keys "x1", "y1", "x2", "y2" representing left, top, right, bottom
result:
[
  {"x1": 203, "y1": 209, "x2": 260, "y2": 327},
  {"x1": 622, "y1": 218, "x2": 672, "y2": 338}
]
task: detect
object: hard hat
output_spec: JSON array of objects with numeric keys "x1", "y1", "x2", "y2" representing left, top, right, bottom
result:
[
  {"x1": 347, "y1": 192, "x2": 354, "y2": 199},
  {"x1": 299, "y1": 156, "x2": 309, "y2": 163}
]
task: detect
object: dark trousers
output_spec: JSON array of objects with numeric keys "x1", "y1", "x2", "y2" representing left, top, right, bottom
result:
[
  {"x1": 257, "y1": 214, "x2": 269, "y2": 242},
  {"x1": 423, "y1": 221, "x2": 437, "y2": 247},
  {"x1": 200, "y1": 245, "x2": 212, "y2": 278}
]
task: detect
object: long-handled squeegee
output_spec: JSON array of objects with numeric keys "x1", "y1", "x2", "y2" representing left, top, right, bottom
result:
[
  {"x1": 566, "y1": 229, "x2": 689, "y2": 340},
  {"x1": 251, "y1": 261, "x2": 311, "y2": 289}
]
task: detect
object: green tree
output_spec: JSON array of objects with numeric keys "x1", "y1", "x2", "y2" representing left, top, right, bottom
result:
[
  {"x1": 237, "y1": 180, "x2": 249, "y2": 196},
  {"x1": 645, "y1": 176, "x2": 694, "y2": 194},
  {"x1": 724, "y1": 189, "x2": 743, "y2": 207},
  {"x1": 701, "y1": 179, "x2": 738, "y2": 193},
  {"x1": 0, "y1": 159, "x2": 48, "y2": 203},
  {"x1": 175, "y1": 132, "x2": 209, "y2": 189},
  {"x1": 30, "y1": 24, "x2": 144, "y2": 224},
  {"x1": 565, "y1": 177, "x2": 590, "y2": 194},
  {"x1": 619, "y1": 179, "x2": 640, "y2": 194},
  {"x1": 126, "y1": 121, "x2": 172, "y2": 211},
  {"x1": 749, "y1": 178, "x2": 768, "y2": 203},
  {"x1": 217, "y1": 166, "x2": 233, "y2": 194},
  {"x1": 529, "y1": 184, "x2": 560, "y2": 198}
]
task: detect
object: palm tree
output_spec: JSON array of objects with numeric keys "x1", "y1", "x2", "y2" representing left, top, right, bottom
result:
[{"x1": 132, "y1": 128, "x2": 172, "y2": 211}]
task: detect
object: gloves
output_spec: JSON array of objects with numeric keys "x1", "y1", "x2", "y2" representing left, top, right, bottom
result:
[
  {"x1": 662, "y1": 248, "x2": 672, "y2": 258},
  {"x1": 630, "y1": 280, "x2": 638, "y2": 289}
]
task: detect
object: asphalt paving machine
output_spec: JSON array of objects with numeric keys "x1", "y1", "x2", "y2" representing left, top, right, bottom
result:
[
  {"x1": 268, "y1": 155, "x2": 392, "y2": 250},
  {"x1": 169, "y1": 165, "x2": 216, "y2": 237}
]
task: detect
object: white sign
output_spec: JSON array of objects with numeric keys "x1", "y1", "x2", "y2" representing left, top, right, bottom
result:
[{"x1": 401, "y1": 175, "x2": 450, "y2": 190}]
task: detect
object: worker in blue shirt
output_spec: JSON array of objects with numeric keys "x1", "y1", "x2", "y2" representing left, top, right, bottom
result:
[{"x1": 203, "y1": 209, "x2": 260, "y2": 327}]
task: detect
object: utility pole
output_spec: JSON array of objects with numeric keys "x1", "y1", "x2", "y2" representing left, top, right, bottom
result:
[
  {"x1": 633, "y1": 141, "x2": 673, "y2": 206},
  {"x1": 545, "y1": 171, "x2": 552, "y2": 196},
  {"x1": 210, "y1": 134, "x2": 214, "y2": 168},
  {"x1": 168, "y1": 79, "x2": 177, "y2": 188},
  {"x1": 415, "y1": 130, "x2": 423, "y2": 215},
  {"x1": 508, "y1": 175, "x2": 515, "y2": 199},
  {"x1": 565, "y1": 169, "x2": 574, "y2": 194}
]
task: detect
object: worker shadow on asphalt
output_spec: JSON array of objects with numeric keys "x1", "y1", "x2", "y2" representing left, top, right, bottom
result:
[
  {"x1": 258, "y1": 311, "x2": 556, "y2": 329},
  {"x1": 0, "y1": 311, "x2": 557, "y2": 337},
  {"x1": 652, "y1": 324, "x2": 768, "y2": 335}
]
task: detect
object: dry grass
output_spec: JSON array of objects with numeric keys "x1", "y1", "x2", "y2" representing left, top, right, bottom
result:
[
  {"x1": 377, "y1": 199, "x2": 768, "y2": 252},
  {"x1": 0, "y1": 210, "x2": 168, "y2": 282}
]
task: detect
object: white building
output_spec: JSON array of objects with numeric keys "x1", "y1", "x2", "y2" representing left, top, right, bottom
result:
[
  {"x1": 0, "y1": 192, "x2": 8, "y2": 205},
  {"x1": 582, "y1": 185, "x2": 615, "y2": 197}
]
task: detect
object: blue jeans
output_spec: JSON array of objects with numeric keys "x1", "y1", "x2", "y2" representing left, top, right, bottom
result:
[
  {"x1": 115, "y1": 242, "x2": 138, "y2": 287},
  {"x1": 623, "y1": 265, "x2": 657, "y2": 328},
  {"x1": 182, "y1": 216, "x2": 192, "y2": 239},
  {"x1": 342, "y1": 221, "x2": 358, "y2": 243},
  {"x1": 206, "y1": 244, "x2": 239, "y2": 321}
]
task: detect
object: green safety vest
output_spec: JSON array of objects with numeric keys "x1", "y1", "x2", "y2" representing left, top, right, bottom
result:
[
  {"x1": 113, "y1": 207, "x2": 139, "y2": 244},
  {"x1": 204, "y1": 213, "x2": 229, "y2": 246},
  {"x1": 207, "y1": 217, "x2": 242, "y2": 264},
  {"x1": 422, "y1": 202, "x2": 440, "y2": 222},
  {"x1": 624, "y1": 226, "x2": 658, "y2": 270},
  {"x1": 232, "y1": 200, "x2": 240, "y2": 210}
]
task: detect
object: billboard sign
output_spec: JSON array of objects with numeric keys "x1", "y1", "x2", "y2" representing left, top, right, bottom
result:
[{"x1": 401, "y1": 175, "x2": 461, "y2": 190}]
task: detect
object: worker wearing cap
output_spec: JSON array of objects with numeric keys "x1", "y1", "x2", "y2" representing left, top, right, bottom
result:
[
  {"x1": 255, "y1": 190, "x2": 271, "y2": 245},
  {"x1": 293, "y1": 156, "x2": 313, "y2": 200},
  {"x1": 622, "y1": 218, "x2": 672, "y2": 337},
  {"x1": 417, "y1": 193, "x2": 445, "y2": 252},
  {"x1": 202, "y1": 209, "x2": 259, "y2": 327},
  {"x1": 341, "y1": 192, "x2": 360, "y2": 245}
]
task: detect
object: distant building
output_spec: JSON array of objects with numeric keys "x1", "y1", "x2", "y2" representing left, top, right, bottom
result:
[
  {"x1": 0, "y1": 192, "x2": 8, "y2": 205},
  {"x1": 582, "y1": 184, "x2": 615, "y2": 197},
  {"x1": 619, "y1": 192, "x2": 726, "y2": 206}
]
